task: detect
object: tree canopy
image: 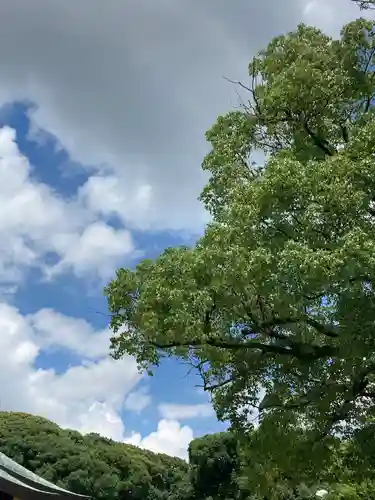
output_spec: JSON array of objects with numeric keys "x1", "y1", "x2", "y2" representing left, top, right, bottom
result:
[{"x1": 105, "y1": 15, "x2": 375, "y2": 464}]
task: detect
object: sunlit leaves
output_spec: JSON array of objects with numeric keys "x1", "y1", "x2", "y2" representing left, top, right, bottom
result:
[{"x1": 105, "y1": 17, "x2": 375, "y2": 465}]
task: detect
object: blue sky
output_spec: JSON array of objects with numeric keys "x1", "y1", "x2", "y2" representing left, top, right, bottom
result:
[{"x1": 0, "y1": 101, "x2": 227, "y2": 460}]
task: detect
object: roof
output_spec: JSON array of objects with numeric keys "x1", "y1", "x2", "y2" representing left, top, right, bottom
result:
[{"x1": 0, "y1": 452, "x2": 91, "y2": 500}]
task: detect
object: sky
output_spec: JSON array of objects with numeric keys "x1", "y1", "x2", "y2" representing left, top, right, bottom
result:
[{"x1": 0, "y1": 0, "x2": 371, "y2": 461}]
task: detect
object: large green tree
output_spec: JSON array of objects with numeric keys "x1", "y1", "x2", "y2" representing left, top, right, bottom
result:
[{"x1": 105, "y1": 17, "x2": 375, "y2": 447}]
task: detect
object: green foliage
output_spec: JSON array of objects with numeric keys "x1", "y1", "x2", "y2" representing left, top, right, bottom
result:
[
  {"x1": 0, "y1": 412, "x2": 188, "y2": 500},
  {"x1": 188, "y1": 432, "x2": 240, "y2": 500},
  {"x1": 105, "y1": 16, "x2": 375, "y2": 462},
  {"x1": 186, "y1": 428, "x2": 366, "y2": 500}
]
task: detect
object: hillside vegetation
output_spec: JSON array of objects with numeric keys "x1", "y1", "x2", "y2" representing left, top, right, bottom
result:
[{"x1": 0, "y1": 412, "x2": 189, "y2": 500}]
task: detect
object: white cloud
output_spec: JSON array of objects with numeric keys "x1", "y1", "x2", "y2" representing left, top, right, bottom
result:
[
  {"x1": 0, "y1": 126, "x2": 137, "y2": 286},
  {"x1": 124, "y1": 387, "x2": 152, "y2": 413},
  {"x1": 158, "y1": 403, "x2": 214, "y2": 420},
  {"x1": 27, "y1": 359, "x2": 140, "y2": 441},
  {"x1": 124, "y1": 419, "x2": 194, "y2": 460},
  {"x1": 0, "y1": 302, "x2": 140, "y2": 441},
  {"x1": 47, "y1": 222, "x2": 137, "y2": 280},
  {"x1": 28, "y1": 308, "x2": 111, "y2": 359},
  {"x1": 78, "y1": 176, "x2": 155, "y2": 231},
  {"x1": 74, "y1": 402, "x2": 126, "y2": 439}
]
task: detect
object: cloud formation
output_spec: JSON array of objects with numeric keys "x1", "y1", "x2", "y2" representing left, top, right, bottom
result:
[
  {"x1": 125, "y1": 420, "x2": 194, "y2": 459},
  {"x1": 0, "y1": 302, "x2": 139, "y2": 438},
  {"x1": 0, "y1": 126, "x2": 135, "y2": 285},
  {"x1": 0, "y1": 0, "x2": 367, "y2": 232},
  {"x1": 124, "y1": 387, "x2": 152, "y2": 413}
]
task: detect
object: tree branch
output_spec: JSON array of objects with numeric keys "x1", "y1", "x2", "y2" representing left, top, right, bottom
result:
[
  {"x1": 319, "y1": 363, "x2": 375, "y2": 438},
  {"x1": 199, "y1": 377, "x2": 233, "y2": 392},
  {"x1": 304, "y1": 317, "x2": 338, "y2": 338},
  {"x1": 241, "y1": 313, "x2": 338, "y2": 339},
  {"x1": 222, "y1": 76, "x2": 252, "y2": 93},
  {"x1": 150, "y1": 336, "x2": 336, "y2": 361},
  {"x1": 259, "y1": 398, "x2": 314, "y2": 412},
  {"x1": 302, "y1": 119, "x2": 334, "y2": 156}
]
